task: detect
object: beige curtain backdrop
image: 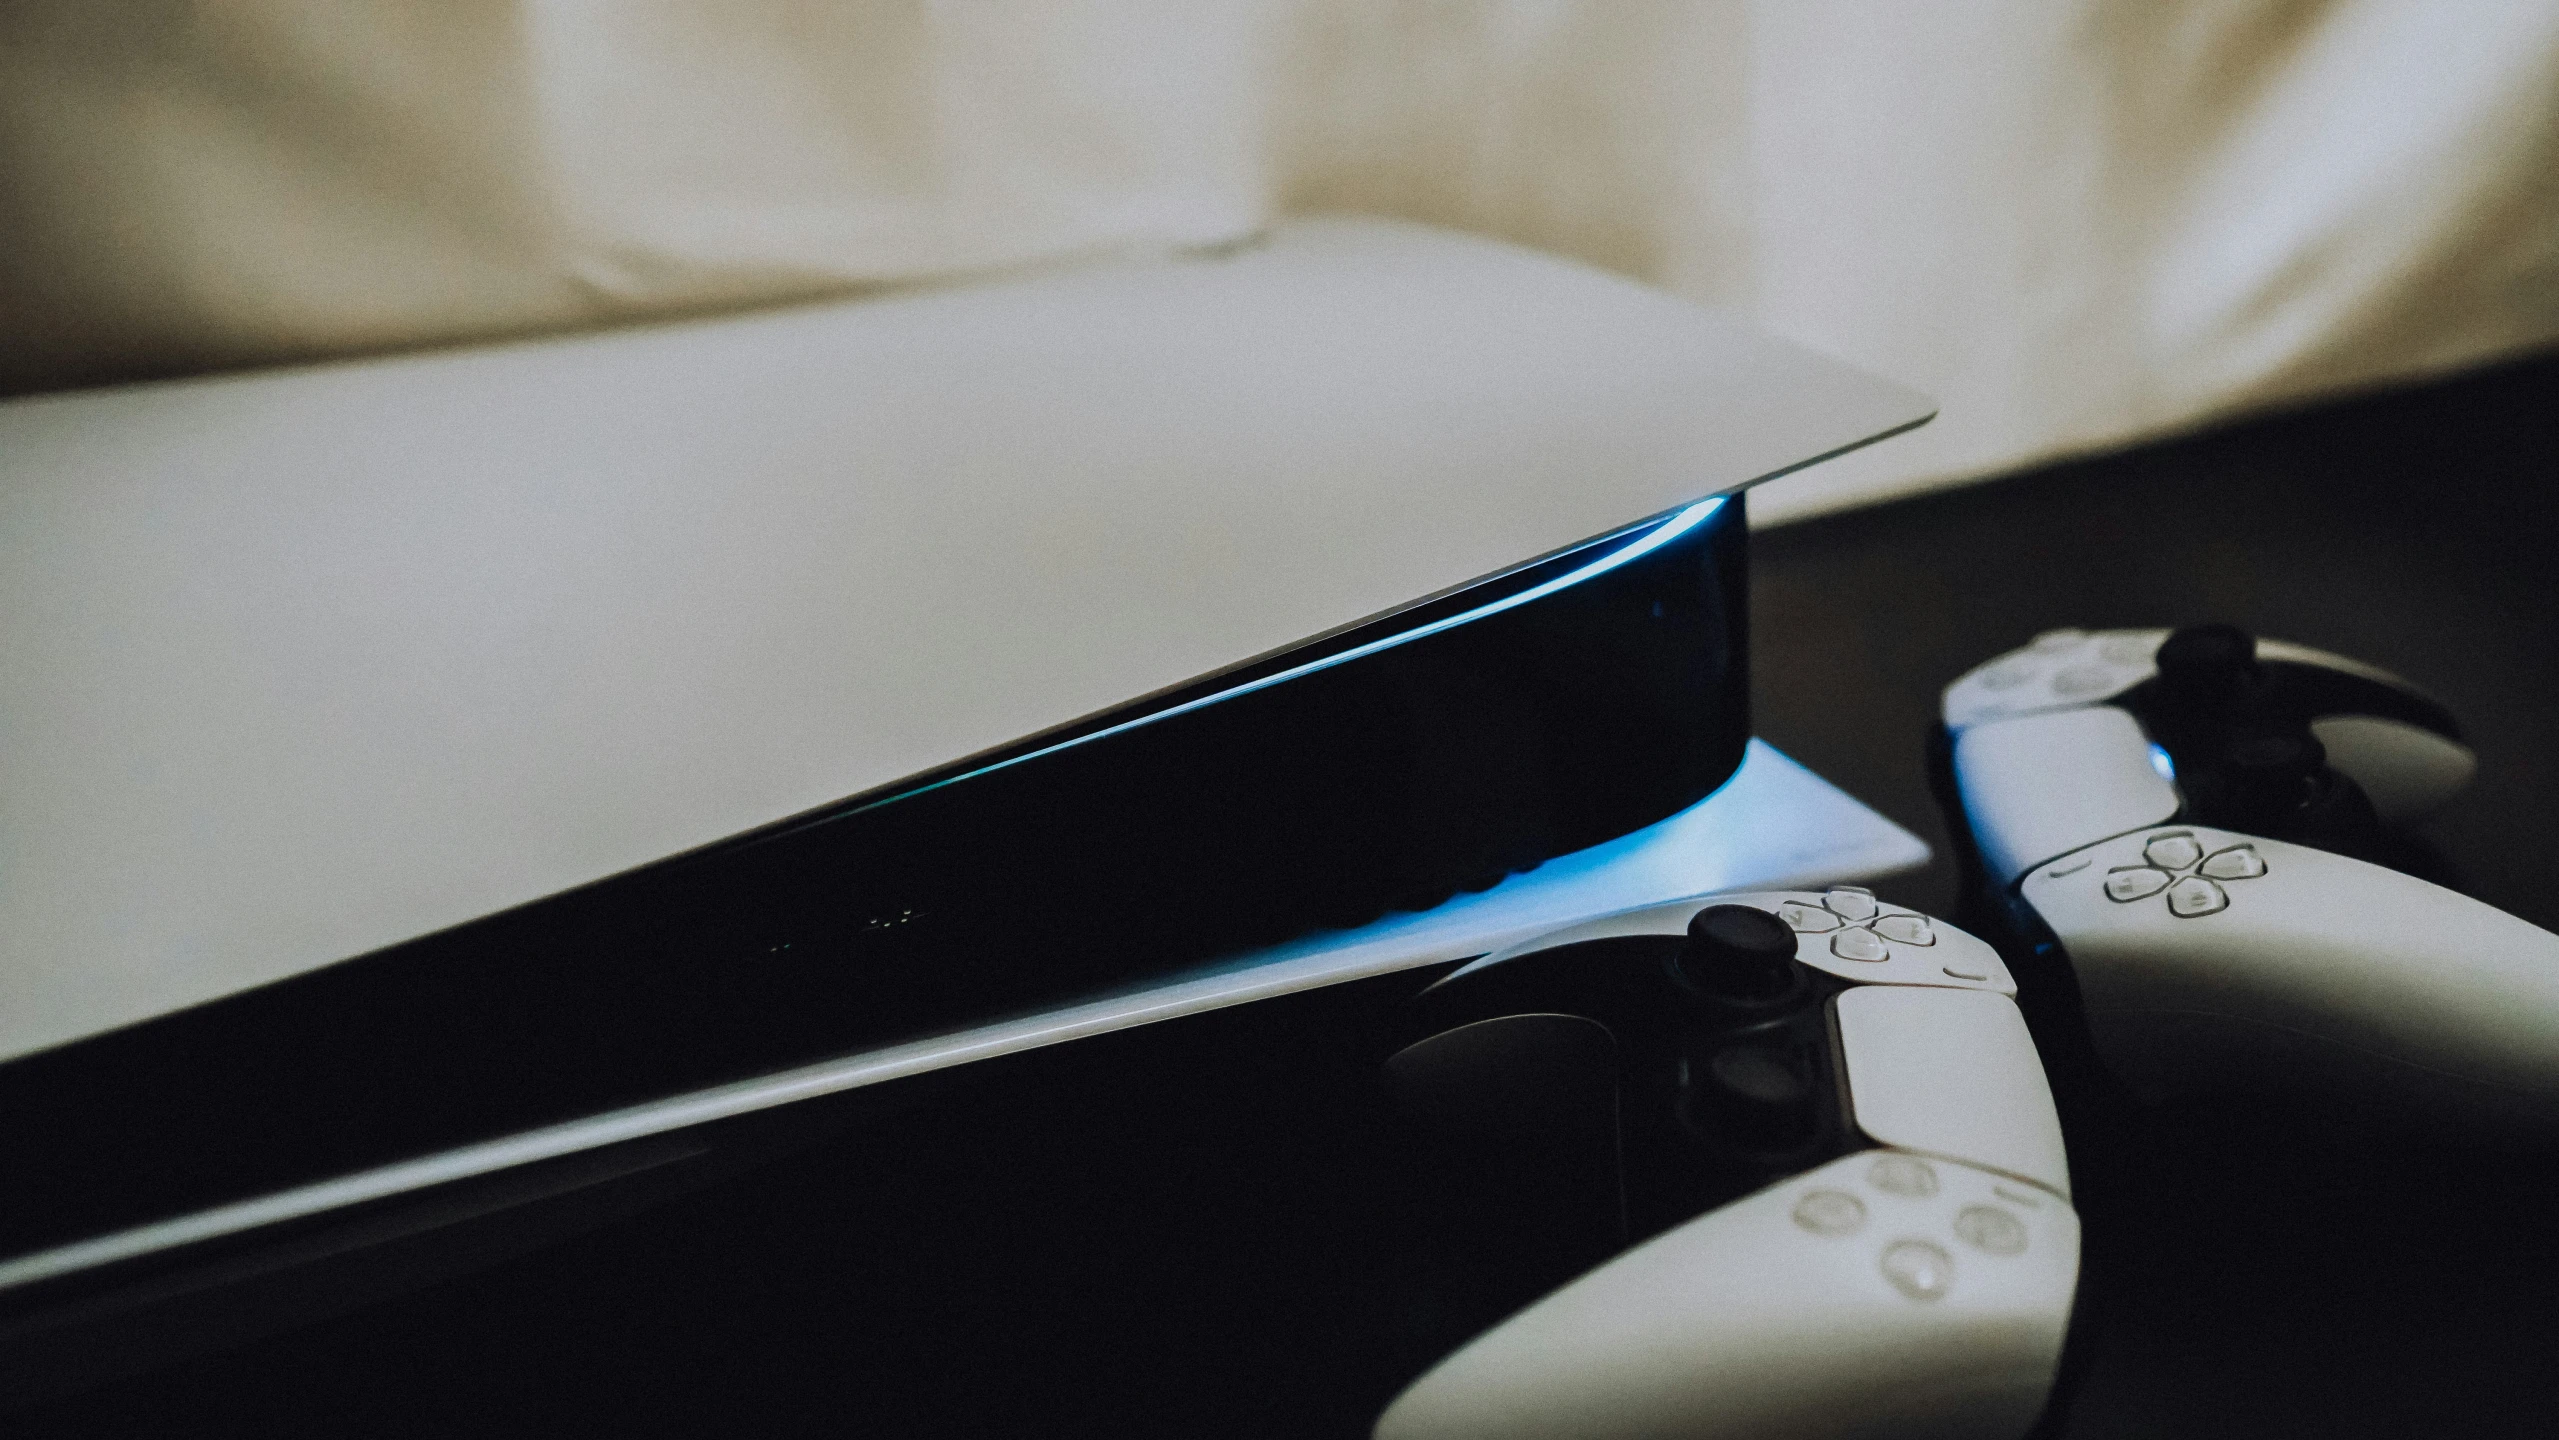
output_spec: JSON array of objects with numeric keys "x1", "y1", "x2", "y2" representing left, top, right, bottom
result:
[{"x1": 5, "y1": 1, "x2": 2555, "y2": 520}]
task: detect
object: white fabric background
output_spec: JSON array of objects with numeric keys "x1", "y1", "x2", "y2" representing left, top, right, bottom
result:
[{"x1": 5, "y1": 1, "x2": 2555, "y2": 519}]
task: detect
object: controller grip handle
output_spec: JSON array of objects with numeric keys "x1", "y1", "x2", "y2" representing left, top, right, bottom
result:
[
  {"x1": 2023, "y1": 828, "x2": 2559, "y2": 1126},
  {"x1": 1374, "y1": 1151, "x2": 2077, "y2": 1440}
]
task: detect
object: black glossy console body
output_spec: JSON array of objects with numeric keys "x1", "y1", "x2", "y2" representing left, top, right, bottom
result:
[{"x1": 0, "y1": 495, "x2": 1749, "y2": 1274}]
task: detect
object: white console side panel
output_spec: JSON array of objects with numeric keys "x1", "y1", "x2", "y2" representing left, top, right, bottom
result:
[{"x1": 0, "y1": 218, "x2": 1930, "y2": 1061}]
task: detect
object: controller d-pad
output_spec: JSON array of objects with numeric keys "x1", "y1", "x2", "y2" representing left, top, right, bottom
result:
[
  {"x1": 1776, "y1": 901, "x2": 1841, "y2": 933},
  {"x1": 1823, "y1": 887, "x2": 1878, "y2": 921},
  {"x1": 2101, "y1": 831, "x2": 2266, "y2": 918},
  {"x1": 2199, "y1": 845, "x2": 2266, "y2": 880},
  {"x1": 2104, "y1": 867, "x2": 2172, "y2": 901},
  {"x1": 1831, "y1": 929, "x2": 1890, "y2": 963},
  {"x1": 2166, "y1": 876, "x2": 2228, "y2": 917},
  {"x1": 2051, "y1": 664, "x2": 2115, "y2": 698},
  {"x1": 1871, "y1": 913, "x2": 1935, "y2": 946},
  {"x1": 2142, "y1": 834, "x2": 2203, "y2": 870}
]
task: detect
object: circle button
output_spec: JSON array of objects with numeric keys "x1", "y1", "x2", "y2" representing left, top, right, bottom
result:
[
  {"x1": 1867, "y1": 1154, "x2": 1939, "y2": 1197},
  {"x1": 1881, "y1": 1241, "x2": 1955, "y2": 1301},
  {"x1": 1954, "y1": 1205, "x2": 2029, "y2": 1256},
  {"x1": 1792, "y1": 1190, "x2": 1867, "y2": 1237}
]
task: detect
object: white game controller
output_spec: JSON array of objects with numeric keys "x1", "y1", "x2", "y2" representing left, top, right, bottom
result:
[
  {"x1": 1373, "y1": 892, "x2": 2079, "y2": 1440},
  {"x1": 1943, "y1": 624, "x2": 2474, "y2": 824},
  {"x1": 1943, "y1": 633, "x2": 2559, "y2": 1128}
]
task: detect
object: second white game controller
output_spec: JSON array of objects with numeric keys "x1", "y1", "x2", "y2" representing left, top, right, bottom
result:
[
  {"x1": 1373, "y1": 892, "x2": 2078, "y2": 1440},
  {"x1": 1943, "y1": 625, "x2": 2475, "y2": 824},
  {"x1": 1943, "y1": 630, "x2": 2559, "y2": 1129}
]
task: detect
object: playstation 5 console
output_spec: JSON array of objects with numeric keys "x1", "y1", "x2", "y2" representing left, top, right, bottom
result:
[{"x1": 0, "y1": 217, "x2": 1932, "y2": 1340}]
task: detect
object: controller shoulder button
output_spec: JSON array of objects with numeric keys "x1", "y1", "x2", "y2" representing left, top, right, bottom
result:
[
  {"x1": 2198, "y1": 845, "x2": 2268, "y2": 881},
  {"x1": 2104, "y1": 866, "x2": 2174, "y2": 902},
  {"x1": 2166, "y1": 875, "x2": 2230, "y2": 917}
]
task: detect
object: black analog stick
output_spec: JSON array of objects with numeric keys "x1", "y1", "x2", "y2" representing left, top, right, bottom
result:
[
  {"x1": 1701, "y1": 1045, "x2": 1814, "y2": 1147},
  {"x1": 2153, "y1": 623, "x2": 2260, "y2": 718},
  {"x1": 1679, "y1": 905, "x2": 1801, "y2": 1002},
  {"x1": 2226, "y1": 732, "x2": 2323, "y2": 816}
]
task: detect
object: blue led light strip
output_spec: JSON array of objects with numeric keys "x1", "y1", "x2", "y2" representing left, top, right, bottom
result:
[{"x1": 859, "y1": 497, "x2": 1728, "y2": 815}]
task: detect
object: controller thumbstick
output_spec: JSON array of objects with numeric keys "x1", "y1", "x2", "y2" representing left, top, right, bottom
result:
[
  {"x1": 2225, "y1": 731, "x2": 2322, "y2": 817},
  {"x1": 1679, "y1": 905, "x2": 1801, "y2": 1003},
  {"x1": 2154, "y1": 624, "x2": 2261, "y2": 716},
  {"x1": 1699, "y1": 1045, "x2": 1815, "y2": 1149}
]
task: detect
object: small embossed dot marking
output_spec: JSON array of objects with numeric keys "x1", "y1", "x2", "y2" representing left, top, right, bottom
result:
[
  {"x1": 2167, "y1": 875, "x2": 2229, "y2": 917},
  {"x1": 1777, "y1": 902, "x2": 1841, "y2": 933},
  {"x1": 1881, "y1": 1240, "x2": 1955, "y2": 1301},
  {"x1": 1831, "y1": 928, "x2": 1890, "y2": 963},
  {"x1": 2052, "y1": 664, "x2": 2116, "y2": 698},
  {"x1": 2199, "y1": 845, "x2": 2267, "y2": 881},
  {"x1": 1824, "y1": 888, "x2": 1878, "y2": 921},
  {"x1": 1953, "y1": 1205, "x2": 2029, "y2": 1256},
  {"x1": 1867, "y1": 1154, "x2": 1939, "y2": 1198},
  {"x1": 1792, "y1": 1190, "x2": 1867, "y2": 1237},
  {"x1": 1871, "y1": 913, "x2": 1935, "y2": 946},
  {"x1": 2143, "y1": 833, "x2": 2203, "y2": 870},
  {"x1": 2105, "y1": 867, "x2": 2173, "y2": 902}
]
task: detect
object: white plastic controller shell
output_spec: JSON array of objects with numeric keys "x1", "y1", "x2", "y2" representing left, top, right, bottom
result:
[{"x1": 1376, "y1": 892, "x2": 2078, "y2": 1440}]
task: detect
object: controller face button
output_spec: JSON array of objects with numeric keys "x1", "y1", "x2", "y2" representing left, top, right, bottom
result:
[
  {"x1": 1871, "y1": 913, "x2": 1935, "y2": 946},
  {"x1": 1954, "y1": 1205, "x2": 2029, "y2": 1256},
  {"x1": 1831, "y1": 928, "x2": 1890, "y2": 963},
  {"x1": 2166, "y1": 875, "x2": 2229, "y2": 917},
  {"x1": 1776, "y1": 901, "x2": 1841, "y2": 933},
  {"x1": 2105, "y1": 867, "x2": 2173, "y2": 902},
  {"x1": 2052, "y1": 663, "x2": 2115, "y2": 698},
  {"x1": 2199, "y1": 845, "x2": 2268, "y2": 880},
  {"x1": 1792, "y1": 1190, "x2": 1868, "y2": 1236},
  {"x1": 2142, "y1": 833, "x2": 2204, "y2": 870},
  {"x1": 1979, "y1": 659, "x2": 2039, "y2": 690},
  {"x1": 1881, "y1": 1240, "x2": 1956, "y2": 1301},
  {"x1": 1824, "y1": 888, "x2": 1879, "y2": 921},
  {"x1": 2100, "y1": 633, "x2": 2157, "y2": 664},
  {"x1": 1867, "y1": 1154, "x2": 1939, "y2": 1197}
]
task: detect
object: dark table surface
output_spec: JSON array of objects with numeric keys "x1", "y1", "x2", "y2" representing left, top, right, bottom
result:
[{"x1": 20, "y1": 349, "x2": 2557, "y2": 1439}]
